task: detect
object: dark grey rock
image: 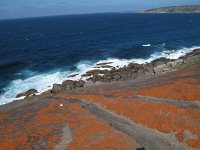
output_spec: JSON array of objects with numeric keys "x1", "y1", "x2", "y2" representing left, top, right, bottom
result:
[
  {"x1": 151, "y1": 57, "x2": 171, "y2": 67},
  {"x1": 62, "y1": 80, "x2": 76, "y2": 89},
  {"x1": 51, "y1": 84, "x2": 63, "y2": 93},
  {"x1": 16, "y1": 89, "x2": 37, "y2": 98}
]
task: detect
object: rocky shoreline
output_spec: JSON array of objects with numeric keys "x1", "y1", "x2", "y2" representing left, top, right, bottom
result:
[
  {"x1": 1, "y1": 48, "x2": 200, "y2": 150},
  {"x1": 16, "y1": 48, "x2": 200, "y2": 99}
]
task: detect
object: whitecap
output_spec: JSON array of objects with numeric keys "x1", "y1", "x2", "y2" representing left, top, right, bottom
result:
[{"x1": 142, "y1": 44, "x2": 151, "y2": 47}]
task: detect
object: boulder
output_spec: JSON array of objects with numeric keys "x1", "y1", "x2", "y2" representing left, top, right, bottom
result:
[
  {"x1": 51, "y1": 84, "x2": 63, "y2": 93},
  {"x1": 75, "y1": 80, "x2": 85, "y2": 87},
  {"x1": 151, "y1": 58, "x2": 171, "y2": 67},
  {"x1": 62, "y1": 80, "x2": 86, "y2": 89},
  {"x1": 167, "y1": 59, "x2": 183, "y2": 67},
  {"x1": 62, "y1": 80, "x2": 76, "y2": 89},
  {"x1": 153, "y1": 64, "x2": 171, "y2": 74},
  {"x1": 68, "y1": 74, "x2": 79, "y2": 78},
  {"x1": 16, "y1": 89, "x2": 37, "y2": 98}
]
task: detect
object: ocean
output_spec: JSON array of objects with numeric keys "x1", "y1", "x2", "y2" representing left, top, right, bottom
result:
[{"x1": 0, "y1": 13, "x2": 200, "y2": 105}]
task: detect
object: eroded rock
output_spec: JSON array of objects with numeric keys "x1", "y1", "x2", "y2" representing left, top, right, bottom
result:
[
  {"x1": 68, "y1": 74, "x2": 79, "y2": 78},
  {"x1": 51, "y1": 84, "x2": 63, "y2": 93},
  {"x1": 16, "y1": 89, "x2": 37, "y2": 98},
  {"x1": 62, "y1": 80, "x2": 85, "y2": 90},
  {"x1": 151, "y1": 57, "x2": 171, "y2": 67}
]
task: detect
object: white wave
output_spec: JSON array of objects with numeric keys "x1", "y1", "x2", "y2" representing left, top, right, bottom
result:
[
  {"x1": 142, "y1": 44, "x2": 151, "y2": 47},
  {"x1": 150, "y1": 46, "x2": 200, "y2": 60},
  {"x1": 0, "y1": 46, "x2": 200, "y2": 105},
  {"x1": 0, "y1": 71, "x2": 69, "y2": 105}
]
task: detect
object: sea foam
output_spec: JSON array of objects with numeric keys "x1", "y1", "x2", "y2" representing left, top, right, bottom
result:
[{"x1": 0, "y1": 46, "x2": 199, "y2": 105}]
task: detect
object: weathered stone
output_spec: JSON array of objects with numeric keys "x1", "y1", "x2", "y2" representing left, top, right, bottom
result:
[
  {"x1": 68, "y1": 74, "x2": 79, "y2": 78},
  {"x1": 16, "y1": 89, "x2": 37, "y2": 98},
  {"x1": 153, "y1": 64, "x2": 171, "y2": 74},
  {"x1": 75, "y1": 80, "x2": 85, "y2": 88},
  {"x1": 151, "y1": 57, "x2": 171, "y2": 67},
  {"x1": 82, "y1": 69, "x2": 109, "y2": 77},
  {"x1": 96, "y1": 62, "x2": 113, "y2": 66},
  {"x1": 127, "y1": 63, "x2": 142, "y2": 70},
  {"x1": 62, "y1": 80, "x2": 76, "y2": 89},
  {"x1": 167, "y1": 59, "x2": 183, "y2": 67},
  {"x1": 51, "y1": 84, "x2": 63, "y2": 93},
  {"x1": 62, "y1": 80, "x2": 85, "y2": 89}
]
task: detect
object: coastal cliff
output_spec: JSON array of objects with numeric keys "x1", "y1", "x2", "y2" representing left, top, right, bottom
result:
[
  {"x1": 0, "y1": 49, "x2": 200, "y2": 150},
  {"x1": 139, "y1": 5, "x2": 200, "y2": 13}
]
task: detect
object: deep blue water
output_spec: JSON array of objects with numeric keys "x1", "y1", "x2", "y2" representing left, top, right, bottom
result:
[{"x1": 0, "y1": 13, "x2": 200, "y2": 104}]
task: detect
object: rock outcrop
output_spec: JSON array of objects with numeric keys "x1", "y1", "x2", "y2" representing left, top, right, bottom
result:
[
  {"x1": 62, "y1": 80, "x2": 85, "y2": 90},
  {"x1": 51, "y1": 84, "x2": 64, "y2": 93},
  {"x1": 16, "y1": 89, "x2": 37, "y2": 98}
]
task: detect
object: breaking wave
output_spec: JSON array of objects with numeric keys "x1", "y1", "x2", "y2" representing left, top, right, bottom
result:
[{"x1": 0, "y1": 45, "x2": 199, "y2": 105}]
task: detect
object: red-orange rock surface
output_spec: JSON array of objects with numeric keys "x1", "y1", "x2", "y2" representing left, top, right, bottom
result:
[{"x1": 0, "y1": 66, "x2": 200, "y2": 150}]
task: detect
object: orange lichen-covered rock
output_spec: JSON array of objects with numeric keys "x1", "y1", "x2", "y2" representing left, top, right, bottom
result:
[
  {"x1": 0, "y1": 99, "x2": 138, "y2": 150},
  {"x1": 95, "y1": 89, "x2": 135, "y2": 97},
  {"x1": 176, "y1": 70, "x2": 199, "y2": 78},
  {"x1": 66, "y1": 93, "x2": 200, "y2": 149},
  {"x1": 138, "y1": 78, "x2": 200, "y2": 101},
  {"x1": 1, "y1": 67, "x2": 200, "y2": 149}
]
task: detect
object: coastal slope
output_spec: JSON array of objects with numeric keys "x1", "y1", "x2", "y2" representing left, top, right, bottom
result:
[
  {"x1": 140, "y1": 5, "x2": 200, "y2": 13},
  {"x1": 0, "y1": 50, "x2": 200, "y2": 150}
]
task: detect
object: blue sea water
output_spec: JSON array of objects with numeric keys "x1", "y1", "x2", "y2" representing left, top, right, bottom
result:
[{"x1": 0, "y1": 13, "x2": 200, "y2": 104}]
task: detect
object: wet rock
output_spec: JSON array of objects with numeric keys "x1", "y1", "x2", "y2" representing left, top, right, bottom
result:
[
  {"x1": 151, "y1": 57, "x2": 171, "y2": 67},
  {"x1": 16, "y1": 89, "x2": 37, "y2": 98},
  {"x1": 94, "y1": 65, "x2": 113, "y2": 69},
  {"x1": 82, "y1": 69, "x2": 109, "y2": 77},
  {"x1": 89, "y1": 69, "x2": 109, "y2": 75},
  {"x1": 68, "y1": 74, "x2": 79, "y2": 78},
  {"x1": 81, "y1": 73, "x2": 92, "y2": 77},
  {"x1": 51, "y1": 84, "x2": 63, "y2": 93},
  {"x1": 96, "y1": 62, "x2": 113, "y2": 66}
]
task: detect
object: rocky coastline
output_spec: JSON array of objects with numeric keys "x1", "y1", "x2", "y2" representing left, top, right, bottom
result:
[
  {"x1": 17, "y1": 48, "x2": 200, "y2": 98},
  {"x1": 1, "y1": 48, "x2": 200, "y2": 150}
]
